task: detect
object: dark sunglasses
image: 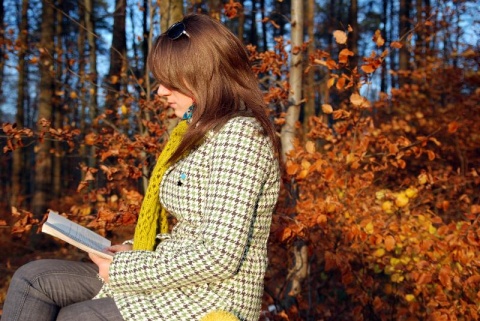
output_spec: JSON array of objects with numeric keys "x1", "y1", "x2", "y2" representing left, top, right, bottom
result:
[{"x1": 166, "y1": 21, "x2": 190, "y2": 40}]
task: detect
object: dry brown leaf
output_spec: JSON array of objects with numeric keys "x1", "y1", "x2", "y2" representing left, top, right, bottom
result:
[
  {"x1": 361, "y1": 64, "x2": 376, "y2": 73},
  {"x1": 333, "y1": 30, "x2": 348, "y2": 45},
  {"x1": 385, "y1": 235, "x2": 396, "y2": 251},
  {"x1": 327, "y1": 77, "x2": 336, "y2": 88},
  {"x1": 373, "y1": 29, "x2": 385, "y2": 47},
  {"x1": 447, "y1": 121, "x2": 459, "y2": 133},
  {"x1": 350, "y1": 93, "x2": 365, "y2": 106},
  {"x1": 390, "y1": 41, "x2": 403, "y2": 49},
  {"x1": 322, "y1": 104, "x2": 333, "y2": 114},
  {"x1": 305, "y1": 141, "x2": 316, "y2": 154},
  {"x1": 326, "y1": 58, "x2": 338, "y2": 70},
  {"x1": 336, "y1": 77, "x2": 346, "y2": 90}
]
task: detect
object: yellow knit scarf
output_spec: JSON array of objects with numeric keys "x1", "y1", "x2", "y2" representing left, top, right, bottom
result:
[{"x1": 132, "y1": 120, "x2": 189, "y2": 250}]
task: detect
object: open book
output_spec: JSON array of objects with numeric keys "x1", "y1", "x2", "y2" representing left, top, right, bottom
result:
[{"x1": 42, "y1": 211, "x2": 113, "y2": 260}]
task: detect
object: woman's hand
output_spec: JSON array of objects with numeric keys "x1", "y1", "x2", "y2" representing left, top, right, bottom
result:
[
  {"x1": 89, "y1": 253, "x2": 112, "y2": 283},
  {"x1": 88, "y1": 243, "x2": 132, "y2": 283},
  {"x1": 106, "y1": 244, "x2": 133, "y2": 253}
]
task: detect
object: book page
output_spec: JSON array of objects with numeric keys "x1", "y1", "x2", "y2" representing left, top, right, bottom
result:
[{"x1": 42, "y1": 211, "x2": 113, "y2": 260}]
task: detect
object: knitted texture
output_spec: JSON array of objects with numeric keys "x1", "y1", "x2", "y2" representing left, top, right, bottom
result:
[
  {"x1": 132, "y1": 120, "x2": 188, "y2": 250},
  {"x1": 200, "y1": 310, "x2": 240, "y2": 321}
]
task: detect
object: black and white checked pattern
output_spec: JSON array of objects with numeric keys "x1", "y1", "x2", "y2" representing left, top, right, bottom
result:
[{"x1": 95, "y1": 117, "x2": 280, "y2": 321}]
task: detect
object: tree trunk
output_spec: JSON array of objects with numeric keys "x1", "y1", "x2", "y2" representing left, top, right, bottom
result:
[
  {"x1": 389, "y1": 0, "x2": 397, "y2": 89},
  {"x1": 140, "y1": 0, "x2": 159, "y2": 193},
  {"x1": 142, "y1": 0, "x2": 148, "y2": 71},
  {"x1": 129, "y1": 0, "x2": 139, "y2": 74},
  {"x1": 104, "y1": 0, "x2": 127, "y2": 118},
  {"x1": 32, "y1": 0, "x2": 55, "y2": 217},
  {"x1": 160, "y1": 0, "x2": 183, "y2": 33},
  {"x1": 281, "y1": 0, "x2": 303, "y2": 158},
  {"x1": 415, "y1": 0, "x2": 424, "y2": 66},
  {"x1": 85, "y1": 0, "x2": 98, "y2": 167},
  {"x1": 280, "y1": 0, "x2": 308, "y2": 310},
  {"x1": 11, "y1": 0, "x2": 29, "y2": 210},
  {"x1": 207, "y1": 0, "x2": 222, "y2": 19},
  {"x1": 78, "y1": 0, "x2": 87, "y2": 136},
  {"x1": 327, "y1": 0, "x2": 335, "y2": 52},
  {"x1": 303, "y1": 0, "x2": 315, "y2": 133},
  {"x1": 348, "y1": 0, "x2": 359, "y2": 68},
  {"x1": 380, "y1": 0, "x2": 388, "y2": 92},
  {"x1": 52, "y1": 0, "x2": 63, "y2": 201},
  {"x1": 0, "y1": 0, "x2": 4, "y2": 99},
  {"x1": 237, "y1": 0, "x2": 245, "y2": 42},
  {"x1": 248, "y1": 0, "x2": 258, "y2": 47},
  {"x1": 398, "y1": 0, "x2": 411, "y2": 86},
  {"x1": 259, "y1": 0, "x2": 266, "y2": 50}
]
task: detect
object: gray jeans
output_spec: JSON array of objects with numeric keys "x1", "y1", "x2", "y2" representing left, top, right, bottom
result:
[{"x1": 2, "y1": 259, "x2": 124, "y2": 321}]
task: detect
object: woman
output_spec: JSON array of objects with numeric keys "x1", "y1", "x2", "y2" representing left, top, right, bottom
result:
[{"x1": 2, "y1": 13, "x2": 280, "y2": 321}]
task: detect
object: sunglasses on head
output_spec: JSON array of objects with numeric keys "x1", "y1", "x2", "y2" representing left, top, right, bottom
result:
[{"x1": 166, "y1": 21, "x2": 190, "y2": 40}]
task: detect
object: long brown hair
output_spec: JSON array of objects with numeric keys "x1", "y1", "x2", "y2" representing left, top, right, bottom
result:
[{"x1": 148, "y1": 13, "x2": 279, "y2": 163}]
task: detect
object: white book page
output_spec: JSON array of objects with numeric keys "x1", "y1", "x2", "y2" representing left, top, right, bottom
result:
[{"x1": 43, "y1": 211, "x2": 112, "y2": 260}]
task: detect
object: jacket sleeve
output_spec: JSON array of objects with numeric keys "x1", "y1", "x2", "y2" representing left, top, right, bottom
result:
[{"x1": 107, "y1": 118, "x2": 278, "y2": 294}]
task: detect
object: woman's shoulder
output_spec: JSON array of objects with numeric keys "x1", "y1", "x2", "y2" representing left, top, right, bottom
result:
[
  {"x1": 217, "y1": 116, "x2": 263, "y2": 135},
  {"x1": 202, "y1": 116, "x2": 269, "y2": 147}
]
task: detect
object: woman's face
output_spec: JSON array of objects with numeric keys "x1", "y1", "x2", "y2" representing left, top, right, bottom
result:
[{"x1": 157, "y1": 84, "x2": 194, "y2": 118}]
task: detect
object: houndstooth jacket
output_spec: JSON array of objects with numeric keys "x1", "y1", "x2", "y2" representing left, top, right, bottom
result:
[{"x1": 95, "y1": 116, "x2": 280, "y2": 321}]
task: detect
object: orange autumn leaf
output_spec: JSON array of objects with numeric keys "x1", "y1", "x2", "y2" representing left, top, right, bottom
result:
[
  {"x1": 465, "y1": 275, "x2": 480, "y2": 285},
  {"x1": 224, "y1": 0, "x2": 243, "y2": 19},
  {"x1": 372, "y1": 29, "x2": 385, "y2": 47},
  {"x1": 286, "y1": 160, "x2": 300, "y2": 175},
  {"x1": 324, "y1": 167, "x2": 334, "y2": 181},
  {"x1": 447, "y1": 121, "x2": 459, "y2": 133},
  {"x1": 316, "y1": 214, "x2": 327, "y2": 225},
  {"x1": 350, "y1": 93, "x2": 365, "y2": 107},
  {"x1": 361, "y1": 64, "x2": 376, "y2": 73},
  {"x1": 336, "y1": 77, "x2": 346, "y2": 90},
  {"x1": 438, "y1": 266, "x2": 452, "y2": 290},
  {"x1": 305, "y1": 141, "x2": 316, "y2": 154},
  {"x1": 385, "y1": 235, "x2": 396, "y2": 251},
  {"x1": 427, "y1": 150, "x2": 436, "y2": 161},
  {"x1": 390, "y1": 41, "x2": 403, "y2": 49},
  {"x1": 322, "y1": 104, "x2": 333, "y2": 114},
  {"x1": 313, "y1": 58, "x2": 327, "y2": 67},
  {"x1": 110, "y1": 75, "x2": 119, "y2": 84},
  {"x1": 333, "y1": 30, "x2": 347, "y2": 44},
  {"x1": 339, "y1": 48, "x2": 354, "y2": 64},
  {"x1": 274, "y1": 117, "x2": 286, "y2": 125},
  {"x1": 327, "y1": 77, "x2": 336, "y2": 88},
  {"x1": 326, "y1": 58, "x2": 338, "y2": 70}
]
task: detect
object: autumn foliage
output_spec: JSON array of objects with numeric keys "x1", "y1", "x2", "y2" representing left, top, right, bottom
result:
[
  {"x1": 1, "y1": 4, "x2": 480, "y2": 321},
  {"x1": 262, "y1": 25, "x2": 480, "y2": 321}
]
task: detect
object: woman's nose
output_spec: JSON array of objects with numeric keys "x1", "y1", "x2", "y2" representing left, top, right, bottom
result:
[{"x1": 157, "y1": 84, "x2": 171, "y2": 97}]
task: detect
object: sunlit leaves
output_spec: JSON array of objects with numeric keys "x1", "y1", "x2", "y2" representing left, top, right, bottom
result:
[
  {"x1": 447, "y1": 121, "x2": 459, "y2": 133},
  {"x1": 305, "y1": 141, "x2": 316, "y2": 154},
  {"x1": 321, "y1": 104, "x2": 333, "y2": 114},
  {"x1": 2, "y1": 122, "x2": 34, "y2": 152},
  {"x1": 350, "y1": 93, "x2": 370, "y2": 108},
  {"x1": 10, "y1": 207, "x2": 39, "y2": 235},
  {"x1": 390, "y1": 41, "x2": 403, "y2": 49},
  {"x1": 333, "y1": 30, "x2": 348, "y2": 45},
  {"x1": 372, "y1": 29, "x2": 385, "y2": 47},
  {"x1": 224, "y1": 0, "x2": 243, "y2": 19},
  {"x1": 281, "y1": 27, "x2": 480, "y2": 317},
  {"x1": 338, "y1": 48, "x2": 354, "y2": 64}
]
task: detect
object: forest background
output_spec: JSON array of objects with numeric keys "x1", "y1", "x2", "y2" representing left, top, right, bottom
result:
[{"x1": 0, "y1": 0, "x2": 479, "y2": 320}]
